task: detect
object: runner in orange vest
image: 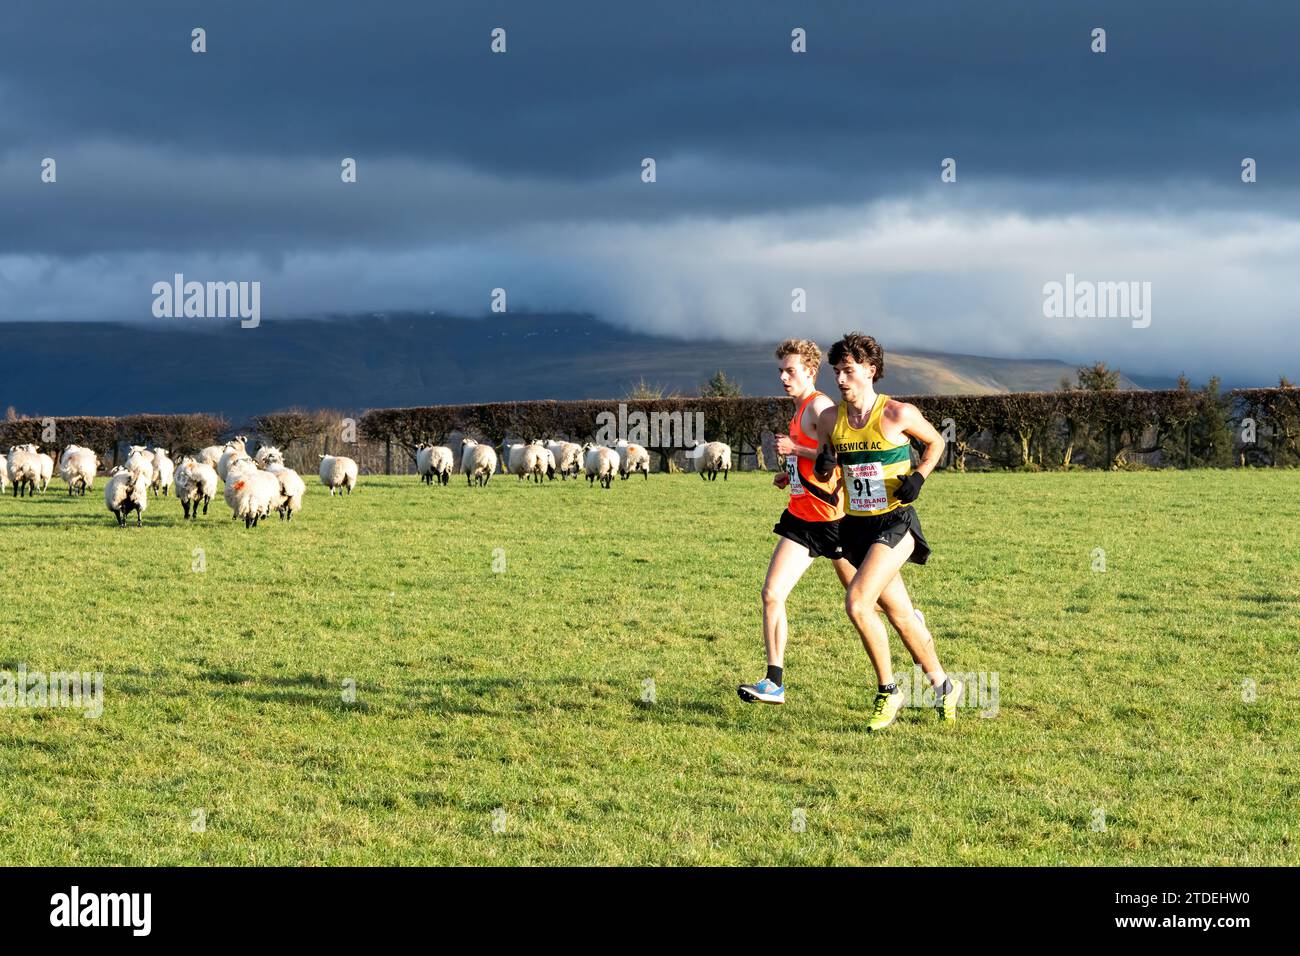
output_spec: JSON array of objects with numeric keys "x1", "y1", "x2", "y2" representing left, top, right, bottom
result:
[{"x1": 738, "y1": 340, "x2": 848, "y2": 705}]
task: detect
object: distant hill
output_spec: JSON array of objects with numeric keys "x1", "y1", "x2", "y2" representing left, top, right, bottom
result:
[{"x1": 0, "y1": 312, "x2": 1142, "y2": 421}]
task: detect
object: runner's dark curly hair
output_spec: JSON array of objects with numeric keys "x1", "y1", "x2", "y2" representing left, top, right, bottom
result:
[{"x1": 827, "y1": 333, "x2": 884, "y2": 381}]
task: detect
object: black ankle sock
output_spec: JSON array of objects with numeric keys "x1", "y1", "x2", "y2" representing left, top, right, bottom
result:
[
  {"x1": 767, "y1": 665, "x2": 783, "y2": 686},
  {"x1": 879, "y1": 683, "x2": 897, "y2": 694}
]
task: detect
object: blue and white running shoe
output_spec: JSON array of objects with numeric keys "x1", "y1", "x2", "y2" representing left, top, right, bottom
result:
[{"x1": 737, "y1": 677, "x2": 785, "y2": 704}]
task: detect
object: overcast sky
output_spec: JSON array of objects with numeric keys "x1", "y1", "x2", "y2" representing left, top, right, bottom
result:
[{"x1": 2, "y1": 0, "x2": 1297, "y2": 384}]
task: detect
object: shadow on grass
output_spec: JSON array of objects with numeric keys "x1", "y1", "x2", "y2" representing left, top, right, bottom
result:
[{"x1": 0, "y1": 513, "x2": 120, "y2": 528}]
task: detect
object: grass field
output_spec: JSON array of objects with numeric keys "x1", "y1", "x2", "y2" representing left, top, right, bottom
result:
[{"x1": 1, "y1": 468, "x2": 1296, "y2": 865}]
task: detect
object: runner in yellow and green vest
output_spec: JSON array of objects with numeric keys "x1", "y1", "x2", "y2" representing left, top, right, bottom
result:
[{"x1": 813, "y1": 333, "x2": 963, "y2": 733}]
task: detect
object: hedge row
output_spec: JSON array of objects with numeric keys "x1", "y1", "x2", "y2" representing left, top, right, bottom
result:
[
  {"x1": 0, "y1": 414, "x2": 228, "y2": 467},
  {"x1": 357, "y1": 397, "x2": 790, "y2": 468},
  {"x1": 356, "y1": 387, "x2": 1300, "y2": 470},
  {"x1": 4, "y1": 387, "x2": 1297, "y2": 472}
]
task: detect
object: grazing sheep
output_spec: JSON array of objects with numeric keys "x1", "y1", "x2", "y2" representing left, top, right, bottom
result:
[
  {"x1": 511, "y1": 440, "x2": 547, "y2": 483},
  {"x1": 104, "y1": 465, "x2": 149, "y2": 527},
  {"x1": 0, "y1": 455, "x2": 8, "y2": 493},
  {"x1": 225, "y1": 455, "x2": 258, "y2": 483},
  {"x1": 7, "y1": 444, "x2": 42, "y2": 497},
  {"x1": 318, "y1": 454, "x2": 358, "y2": 495},
  {"x1": 125, "y1": 446, "x2": 157, "y2": 486},
  {"x1": 59, "y1": 445, "x2": 99, "y2": 495},
  {"x1": 196, "y1": 444, "x2": 224, "y2": 470},
  {"x1": 501, "y1": 440, "x2": 525, "y2": 475},
  {"x1": 691, "y1": 440, "x2": 732, "y2": 481},
  {"x1": 225, "y1": 469, "x2": 281, "y2": 528},
  {"x1": 174, "y1": 456, "x2": 218, "y2": 519},
  {"x1": 267, "y1": 465, "x2": 306, "y2": 520},
  {"x1": 217, "y1": 443, "x2": 249, "y2": 483},
  {"x1": 415, "y1": 444, "x2": 454, "y2": 486},
  {"x1": 35, "y1": 451, "x2": 54, "y2": 492},
  {"x1": 151, "y1": 447, "x2": 175, "y2": 496},
  {"x1": 255, "y1": 445, "x2": 284, "y2": 468},
  {"x1": 460, "y1": 439, "x2": 497, "y2": 487},
  {"x1": 582, "y1": 443, "x2": 619, "y2": 490},
  {"x1": 539, "y1": 446, "x2": 557, "y2": 481},
  {"x1": 546, "y1": 441, "x2": 583, "y2": 480},
  {"x1": 616, "y1": 440, "x2": 651, "y2": 480}
]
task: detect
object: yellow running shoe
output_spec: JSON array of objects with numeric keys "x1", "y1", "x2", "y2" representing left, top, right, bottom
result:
[
  {"x1": 936, "y1": 678, "x2": 964, "y2": 722},
  {"x1": 867, "y1": 688, "x2": 906, "y2": 732}
]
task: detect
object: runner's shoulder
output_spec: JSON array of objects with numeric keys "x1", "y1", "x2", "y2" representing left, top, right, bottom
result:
[
  {"x1": 808, "y1": 392, "x2": 837, "y2": 416},
  {"x1": 882, "y1": 397, "x2": 919, "y2": 424}
]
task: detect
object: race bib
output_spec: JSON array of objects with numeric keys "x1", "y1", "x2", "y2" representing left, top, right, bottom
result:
[
  {"x1": 844, "y1": 461, "x2": 887, "y2": 512},
  {"x1": 786, "y1": 454, "x2": 804, "y2": 495}
]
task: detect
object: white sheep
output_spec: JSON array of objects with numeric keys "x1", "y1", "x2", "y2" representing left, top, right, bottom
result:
[
  {"x1": 255, "y1": 444, "x2": 284, "y2": 468},
  {"x1": 7, "y1": 444, "x2": 41, "y2": 497},
  {"x1": 691, "y1": 440, "x2": 732, "y2": 481},
  {"x1": 174, "y1": 456, "x2": 218, "y2": 519},
  {"x1": 460, "y1": 439, "x2": 497, "y2": 487},
  {"x1": 510, "y1": 440, "x2": 547, "y2": 483},
  {"x1": 104, "y1": 465, "x2": 149, "y2": 527},
  {"x1": 318, "y1": 454, "x2": 358, "y2": 495},
  {"x1": 125, "y1": 445, "x2": 157, "y2": 487},
  {"x1": 59, "y1": 445, "x2": 99, "y2": 496},
  {"x1": 267, "y1": 465, "x2": 306, "y2": 520},
  {"x1": 225, "y1": 469, "x2": 281, "y2": 527},
  {"x1": 502, "y1": 440, "x2": 525, "y2": 475},
  {"x1": 0, "y1": 455, "x2": 8, "y2": 493},
  {"x1": 35, "y1": 450, "x2": 54, "y2": 492},
  {"x1": 196, "y1": 444, "x2": 225, "y2": 470},
  {"x1": 539, "y1": 446, "x2": 558, "y2": 481},
  {"x1": 547, "y1": 440, "x2": 583, "y2": 480},
  {"x1": 616, "y1": 440, "x2": 651, "y2": 480},
  {"x1": 217, "y1": 442, "x2": 248, "y2": 483},
  {"x1": 151, "y1": 447, "x2": 175, "y2": 497},
  {"x1": 415, "y1": 444, "x2": 454, "y2": 486},
  {"x1": 582, "y1": 443, "x2": 619, "y2": 490},
  {"x1": 225, "y1": 455, "x2": 258, "y2": 481}
]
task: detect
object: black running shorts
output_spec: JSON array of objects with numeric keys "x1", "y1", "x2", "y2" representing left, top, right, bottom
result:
[
  {"x1": 772, "y1": 509, "x2": 843, "y2": 560},
  {"x1": 839, "y1": 506, "x2": 930, "y2": 568}
]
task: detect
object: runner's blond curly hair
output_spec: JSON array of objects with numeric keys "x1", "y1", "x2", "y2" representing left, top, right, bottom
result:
[{"x1": 774, "y1": 339, "x2": 822, "y2": 375}]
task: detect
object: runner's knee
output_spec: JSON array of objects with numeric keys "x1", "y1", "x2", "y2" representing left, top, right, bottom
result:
[{"x1": 845, "y1": 589, "x2": 877, "y2": 621}]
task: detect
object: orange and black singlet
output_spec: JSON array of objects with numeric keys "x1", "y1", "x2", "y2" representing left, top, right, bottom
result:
[{"x1": 786, "y1": 392, "x2": 843, "y2": 522}]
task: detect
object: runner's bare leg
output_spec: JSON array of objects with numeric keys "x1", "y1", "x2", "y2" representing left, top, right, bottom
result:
[{"x1": 762, "y1": 537, "x2": 817, "y2": 669}]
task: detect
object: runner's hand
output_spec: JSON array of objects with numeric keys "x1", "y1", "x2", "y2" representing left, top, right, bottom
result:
[
  {"x1": 774, "y1": 433, "x2": 796, "y2": 456},
  {"x1": 814, "y1": 444, "x2": 836, "y2": 481},
  {"x1": 895, "y1": 471, "x2": 925, "y2": 503},
  {"x1": 773, "y1": 472, "x2": 790, "y2": 489}
]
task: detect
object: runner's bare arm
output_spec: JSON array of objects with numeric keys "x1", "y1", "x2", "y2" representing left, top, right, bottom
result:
[
  {"x1": 899, "y1": 403, "x2": 944, "y2": 478},
  {"x1": 808, "y1": 393, "x2": 836, "y2": 438},
  {"x1": 778, "y1": 394, "x2": 836, "y2": 459},
  {"x1": 775, "y1": 434, "x2": 815, "y2": 458},
  {"x1": 813, "y1": 403, "x2": 840, "y2": 479}
]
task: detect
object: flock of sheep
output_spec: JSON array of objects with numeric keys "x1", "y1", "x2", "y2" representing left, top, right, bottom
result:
[
  {"x1": 0, "y1": 434, "x2": 734, "y2": 528},
  {"x1": 426, "y1": 438, "x2": 731, "y2": 489},
  {"x1": 2, "y1": 437, "x2": 356, "y2": 528}
]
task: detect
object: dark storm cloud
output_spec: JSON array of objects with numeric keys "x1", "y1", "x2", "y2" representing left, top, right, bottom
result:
[
  {"x1": 5, "y1": 0, "x2": 1299, "y2": 184},
  {"x1": 1, "y1": 0, "x2": 1298, "y2": 383}
]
